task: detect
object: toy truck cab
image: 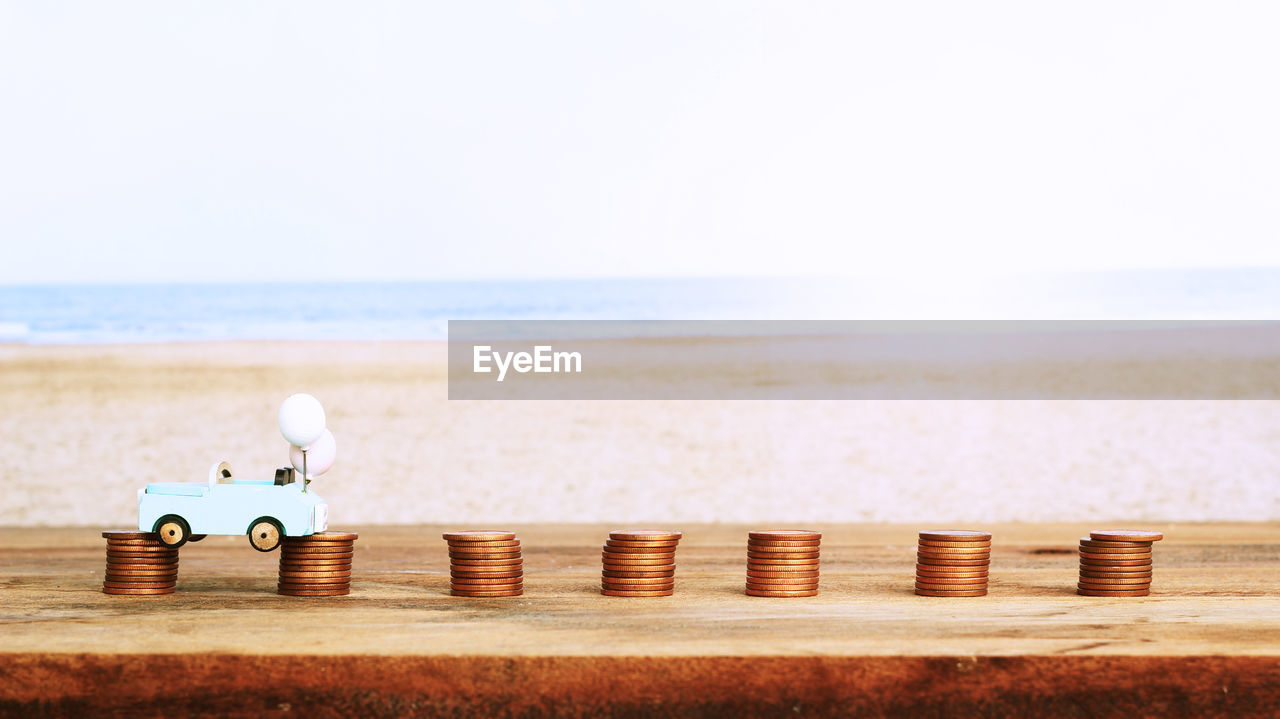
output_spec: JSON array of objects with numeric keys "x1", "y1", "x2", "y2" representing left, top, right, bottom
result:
[{"x1": 138, "y1": 462, "x2": 328, "y2": 551}]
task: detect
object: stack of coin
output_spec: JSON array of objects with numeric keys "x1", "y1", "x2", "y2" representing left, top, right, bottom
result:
[
  {"x1": 601, "y1": 530, "x2": 682, "y2": 597},
  {"x1": 102, "y1": 530, "x2": 179, "y2": 596},
  {"x1": 277, "y1": 531, "x2": 357, "y2": 597},
  {"x1": 446, "y1": 530, "x2": 523, "y2": 597},
  {"x1": 915, "y1": 529, "x2": 991, "y2": 597},
  {"x1": 746, "y1": 530, "x2": 821, "y2": 597},
  {"x1": 1078, "y1": 529, "x2": 1163, "y2": 597}
]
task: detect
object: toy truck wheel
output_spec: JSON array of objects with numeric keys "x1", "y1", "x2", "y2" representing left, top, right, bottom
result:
[
  {"x1": 248, "y1": 518, "x2": 283, "y2": 552},
  {"x1": 154, "y1": 515, "x2": 190, "y2": 548}
]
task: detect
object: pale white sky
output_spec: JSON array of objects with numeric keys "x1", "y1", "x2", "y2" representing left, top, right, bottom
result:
[{"x1": 1, "y1": 1, "x2": 1278, "y2": 284}]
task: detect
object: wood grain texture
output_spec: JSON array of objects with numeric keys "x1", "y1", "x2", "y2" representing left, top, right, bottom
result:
[{"x1": 1, "y1": 523, "x2": 1278, "y2": 718}]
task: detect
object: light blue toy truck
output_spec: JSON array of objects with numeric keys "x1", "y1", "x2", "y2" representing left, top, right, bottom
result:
[{"x1": 138, "y1": 462, "x2": 328, "y2": 551}]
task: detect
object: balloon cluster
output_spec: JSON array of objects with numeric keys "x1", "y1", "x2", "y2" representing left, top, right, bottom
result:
[{"x1": 278, "y1": 394, "x2": 336, "y2": 482}]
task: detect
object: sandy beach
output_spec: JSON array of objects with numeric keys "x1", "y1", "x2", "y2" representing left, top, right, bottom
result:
[{"x1": 1, "y1": 340, "x2": 1278, "y2": 527}]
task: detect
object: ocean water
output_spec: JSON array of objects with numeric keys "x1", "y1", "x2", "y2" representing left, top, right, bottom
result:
[{"x1": 1, "y1": 270, "x2": 1279, "y2": 344}]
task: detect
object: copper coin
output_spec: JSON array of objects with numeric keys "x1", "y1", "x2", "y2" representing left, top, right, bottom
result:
[
  {"x1": 281, "y1": 553, "x2": 355, "y2": 563},
  {"x1": 279, "y1": 570, "x2": 352, "y2": 579},
  {"x1": 1079, "y1": 569, "x2": 1152, "y2": 579},
  {"x1": 918, "y1": 538, "x2": 992, "y2": 549},
  {"x1": 277, "y1": 575, "x2": 350, "y2": 588},
  {"x1": 104, "y1": 538, "x2": 171, "y2": 547},
  {"x1": 916, "y1": 545, "x2": 993, "y2": 557},
  {"x1": 450, "y1": 575, "x2": 526, "y2": 585},
  {"x1": 280, "y1": 563, "x2": 352, "y2": 572},
  {"x1": 102, "y1": 530, "x2": 156, "y2": 539},
  {"x1": 280, "y1": 545, "x2": 355, "y2": 555},
  {"x1": 609, "y1": 530, "x2": 682, "y2": 541},
  {"x1": 742, "y1": 547, "x2": 819, "y2": 560},
  {"x1": 1078, "y1": 577, "x2": 1151, "y2": 588},
  {"x1": 746, "y1": 584, "x2": 818, "y2": 594},
  {"x1": 747, "y1": 539, "x2": 822, "y2": 549},
  {"x1": 443, "y1": 530, "x2": 517, "y2": 542},
  {"x1": 601, "y1": 546, "x2": 675, "y2": 556},
  {"x1": 1079, "y1": 552, "x2": 1151, "y2": 562},
  {"x1": 105, "y1": 556, "x2": 178, "y2": 566},
  {"x1": 915, "y1": 584, "x2": 988, "y2": 594},
  {"x1": 916, "y1": 573, "x2": 983, "y2": 585},
  {"x1": 281, "y1": 551, "x2": 354, "y2": 561},
  {"x1": 746, "y1": 543, "x2": 821, "y2": 552},
  {"x1": 104, "y1": 547, "x2": 180, "y2": 560},
  {"x1": 105, "y1": 547, "x2": 179, "y2": 556},
  {"x1": 287, "y1": 531, "x2": 359, "y2": 542},
  {"x1": 1089, "y1": 530, "x2": 1163, "y2": 542},
  {"x1": 918, "y1": 530, "x2": 991, "y2": 542},
  {"x1": 447, "y1": 539, "x2": 521, "y2": 549},
  {"x1": 914, "y1": 573, "x2": 988, "y2": 583},
  {"x1": 603, "y1": 569, "x2": 674, "y2": 579},
  {"x1": 1077, "y1": 587, "x2": 1151, "y2": 597},
  {"x1": 279, "y1": 562, "x2": 353, "y2": 571},
  {"x1": 601, "y1": 573, "x2": 675, "y2": 585},
  {"x1": 601, "y1": 552, "x2": 675, "y2": 563},
  {"x1": 102, "y1": 586, "x2": 175, "y2": 595},
  {"x1": 917, "y1": 548, "x2": 991, "y2": 558},
  {"x1": 451, "y1": 588, "x2": 523, "y2": 597},
  {"x1": 602, "y1": 543, "x2": 676, "y2": 554},
  {"x1": 603, "y1": 562, "x2": 675, "y2": 573},
  {"x1": 105, "y1": 570, "x2": 178, "y2": 580},
  {"x1": 604, "y1": 539, "x2": 680, "y2": 548},
  {"x1": 915, "y1": 565, "x2": 988, "y2": 578},
  {"x1": 450, "y1": 558, "x2": 523, "y2": 568},
  {"x1": 746, "y1": 557, "x2": 820, "y2": 566},
  {"x1": 915, "y1": 588, "x2": 987, "y2": 597},
  {"x1": 747, "y1": 570, "x2": 819, "y2": 579},
  {"x1": 103, "y1": 580, "x2": 176, "y2": 589},
  {"x1": 745, "y1": 575, "x2": 817, "y2": 586},
  {"x1": 453, "y1": 550, "x2": 522, "y2": 557},
  {"x1": 746, "y1": 563, "x2": 821, "y2": 571},
  {"x1": 915, "y1": 575, "x2": 989, "y2": 584},
  {"x1": 604, "y1": 578, "x2": 675, "y2": 591},
  {"x1": 747, "y1": 546, "x2": 820, "y2": 555},
  {"x1": 277, "y1": 576, "x2": 352, "y2": 585},
  {"x1": 745, "y1": 588, "x2": 818, "y2": 597},
  {"x1": 1077, "y1": 543, "x2": 1153, "y2": 554},
  {"x1": 1079, "y1": 537, "x2": 1153, "y2": 548},
  {"x1": 748, "y1": 530, "x2": 821, "y2": 541},
  {"x1": 102, "y1": 563, "x2": 178, "y2": 572},
  {"x1": 452, "y1": 569, "x2": 523, "y2": 579},
  {"x1": 450, "y1": 553, "x2": 522, "y2": 563},
  {"x1": 915, "y1": 556, "x2": 989, "y2": 567},
  {"x1": 278, "y1": 588, "x2": 351, "y2": 596},
  {"x1": 280, "y1": 556, "x2": 352, "y2": 565},
  {"x1": 600, "y1": 588, "x2": 673, "y2": 597},
  {"x1": 1078, "y1": 564, "x2": 1152, "y2": 574}
]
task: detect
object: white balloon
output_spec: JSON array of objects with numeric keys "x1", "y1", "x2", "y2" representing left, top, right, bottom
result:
[
  {"x1": 278, "y1": 393, "x2": 326, "y2": 448},
  {"x1": 290, "y1": 429, "x2": 336, "y2": 478}
]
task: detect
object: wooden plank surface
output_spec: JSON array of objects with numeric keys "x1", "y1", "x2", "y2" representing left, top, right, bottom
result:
[{"x1": 2, "y1": 523, "x2": 1279, "y2": 717}]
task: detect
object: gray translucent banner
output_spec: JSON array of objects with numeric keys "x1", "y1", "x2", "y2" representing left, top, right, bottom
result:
[{"x1": 448, "y1": 320, "x2": 1280, "y2": 399}]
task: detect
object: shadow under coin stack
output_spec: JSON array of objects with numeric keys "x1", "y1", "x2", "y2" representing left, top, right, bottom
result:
[
  {"x1": 915, "y1": 530, "x2": 991, "y2": 597},
  {"x1": 278, "y1": 531, "x2": 358, "y2": 597},
  {"x1": 102, "y1": 530, "x2": 179, "y2": 596},
  {"x1": 1078, "y1": 529, "x2": 1163, "y2": 597},
  {"x1": 601, "y1": 530, "x2": 682, "y2": 597},
  {"x1": 446, "y1": 531, "x2": 523, "y2": 597},
  {"x1": 746, "y1": 530, "x2": 821, "y2": 597}
]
